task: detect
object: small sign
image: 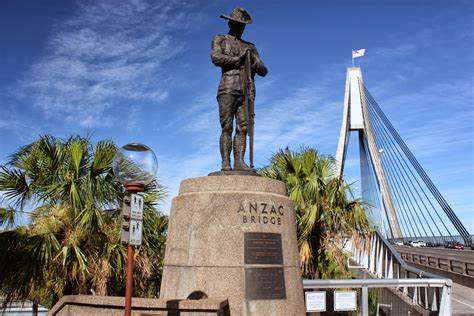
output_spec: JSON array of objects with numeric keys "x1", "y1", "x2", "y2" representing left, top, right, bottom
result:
[
  {"x1": 130, "y1": 194, "x2": 144, "y2": 220},
  {"x1": 245, "y1": 267, "x2": 286, "y2": 300},
  {"x1": 334, "y1": 291, "x2": 357, "y2": 311},
  {"x1": 244, "y1": 232, "x2": 283, "y2": 264},
  {"x1": 122, "y1": 196, "x2": 131, "y2": 218},
  {"x1": 305, "y1": 291, "x2": 326, "y2": 312},
  {"x1": 120, "y1": 228, "x2": 129, "y2": 245},
  {"x1": 129, "y1": 219, "x2": 143, "y2": 246}
]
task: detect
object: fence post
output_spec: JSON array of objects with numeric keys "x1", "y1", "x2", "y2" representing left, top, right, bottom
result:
[
  {"x1": 439, "y1": 281, "x2": 452, "y2": 315},
  {"x1": 388, "y1": 255, "x2": 394, "y2": 278},
  {"x1": 362, "y1": 286, "x2": 369, "y2": 316},
  {"x1": 377, "y1": 241, "x2": 383, "y2": 277}
]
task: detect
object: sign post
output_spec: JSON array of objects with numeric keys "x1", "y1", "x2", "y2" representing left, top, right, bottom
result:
[
  {"x1": 112, "y1": 143, "x2": 157, "y2": 316},
  {"x1": 122, "y1": 191, "x2": 144, "y2": 316}
]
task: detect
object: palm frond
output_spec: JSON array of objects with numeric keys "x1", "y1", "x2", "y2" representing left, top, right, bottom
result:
[
  {"x1": 260, "y1": 146, "x2": 371, "y2": 279},
  {"x1": 0, "y1": 207, "x2": 17, "y2": 227}
]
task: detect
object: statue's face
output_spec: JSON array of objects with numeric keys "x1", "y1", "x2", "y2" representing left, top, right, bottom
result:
[{"x1": 228, "y1": 21, "x2": 245, "y2": 38}]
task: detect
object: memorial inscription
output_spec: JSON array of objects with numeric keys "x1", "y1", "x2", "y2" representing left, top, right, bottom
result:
[
  {"x1": 244, "y1": 232, "x2": 283, "y2": 264},
  {"x1": 238, "y1": 201, "x2": 285, "y2": 225},
  {"x1": 245, "y1": 267, "x2": 286, "y2": 300}
]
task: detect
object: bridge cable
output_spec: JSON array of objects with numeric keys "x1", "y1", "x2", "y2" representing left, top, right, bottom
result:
[
  {"x1": 363, "y1": 85, "x2": 465, "y2": 236},
  {"x1": 363, "y1": 85, "x2": 470, "y2": 243},
  {"x1": 359, "y1": 134, "x2": 378, "y2": 225},
  {"x1": 360, "y1": 132, "x2": 396, "y2": 235},
  {"x1": 360, "y1": 84, "x2": 428, "y2": 239},
  {"x1": 366, "y1": 99, "x2": 452, "y2": 242},
  {"x1": 361, "y1": 132, "x2": 414, "y2": 238},
  {"x1": 367, "y1": 113, "x2": 430, "y2": 238},
  {"x1": 366, "y1": 97, "x2": 445, "y2": 240},
  {"x1": 363, "y1": 86, "x2": 469, "y2": 240},
  {"x1": 363, "y1": 127, "x2": 419, "y2": 239},
  {"x1": 365, "y1": 88, "x2": 455, "y2": 241}
]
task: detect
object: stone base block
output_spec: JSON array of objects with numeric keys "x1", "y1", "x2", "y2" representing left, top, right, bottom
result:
[
  {"x1": 160, "y1": 176, "x2": 305, "y2": 316},
  {"x1": 48, "y1": 295, "x2": 229, "y2": 316}
]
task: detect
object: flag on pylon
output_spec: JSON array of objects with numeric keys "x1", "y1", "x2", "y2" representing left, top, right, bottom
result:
[{"x1": 352, "y1": 49, "x2": 366, "y2": 58}]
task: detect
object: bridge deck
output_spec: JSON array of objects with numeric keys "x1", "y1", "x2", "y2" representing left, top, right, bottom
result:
[
  {"x1": 396, "y1": 246, "x2": 474, "y2": 262},
  {"x1": 452, "y1": 283, "x2": 474, "y2": 315},
  {"x1": 395, "y1": 245, "x2": 474, "y2": 315},
  {"x1": 395, "y1": 246, "x2": 474, "y2": 277}
]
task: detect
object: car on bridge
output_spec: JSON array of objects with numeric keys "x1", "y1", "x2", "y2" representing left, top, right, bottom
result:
[
  {"x1": 445, "y1": 241, "x2": 464, "y2": 250},
  {"x1": 409, "y1": 240, "x2": 426, "y2": 247}
]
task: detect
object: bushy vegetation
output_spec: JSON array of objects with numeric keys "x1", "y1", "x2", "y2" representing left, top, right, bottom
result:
[
  {"x1": 0, "y1": 135, "x2": 167, "y2": 308},
  {"x1": 260, "y1": 147, "x2": 370, "y2": 279}
]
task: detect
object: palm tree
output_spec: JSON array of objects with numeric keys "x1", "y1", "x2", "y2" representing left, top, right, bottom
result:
[
  {"x1": 260, "y1": 147, "x2": 370, "y2": 279},
  {"x1": 0, "y1": 135, "x2": 167, "y2": 308}
]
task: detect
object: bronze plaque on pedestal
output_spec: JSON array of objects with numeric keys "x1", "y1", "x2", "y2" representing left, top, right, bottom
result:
[
  {"x1": 245, "y1": 267, "x2": 286, "y2": 300},
  {"x1": 244, "y1": 232, "x2": 283, "y2": 264}
]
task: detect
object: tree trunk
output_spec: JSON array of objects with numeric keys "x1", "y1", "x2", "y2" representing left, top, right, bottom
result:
[
  {"x1": 32, "y1": 302, "x2": 38, "y2": 316},
  {"x1": 312, "y1": 227, "x2": 322, "y2": 279}
]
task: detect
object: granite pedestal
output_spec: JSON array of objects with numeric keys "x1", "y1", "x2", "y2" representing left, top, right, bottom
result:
[
  {"x1": 160, "y1": 175, "x2": 305, "y2": 316},
  {"x1": 48, "y1": 295, "x2": 229, "y2": 315}
]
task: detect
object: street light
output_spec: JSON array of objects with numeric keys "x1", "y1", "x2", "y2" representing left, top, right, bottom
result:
[
  {"x1": 113, "y1": 143, "x2": 158, "y2": 191},
  {"x1": 113, "y1": 143, "x2": 158, "y2": 316}
]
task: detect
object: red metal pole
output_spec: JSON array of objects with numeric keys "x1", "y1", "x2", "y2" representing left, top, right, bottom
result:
[
  {"x1": 125, "y1": 243, "x2": 133, "y2": 316},
  {"x1": 123, "y1": 183, "x2": 144, "y2": 316}
]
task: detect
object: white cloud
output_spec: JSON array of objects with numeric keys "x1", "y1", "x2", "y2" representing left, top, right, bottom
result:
[
  {"x1": 14, "y1": 0, "x2": 198, "y2": 128},
  {"x1": 367, "y1": 81, "x2": 473, "y2": 160}
]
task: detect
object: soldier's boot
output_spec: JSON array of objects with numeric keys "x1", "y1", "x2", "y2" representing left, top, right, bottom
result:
[
  {"x1": 220, "y1": 134, "x2": 232, "y2": 171},
  {"x1": 233, "y1": 133, "x2": 250, "y2": 171}
]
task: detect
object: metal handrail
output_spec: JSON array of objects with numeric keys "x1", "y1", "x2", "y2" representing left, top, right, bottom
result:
[
  {"x1": 302, "y1": 277, "x2": 452, "y2": 315},
  {"x1": 373, "y1": 230, "x2": 443, "y2": 279},
  {"x1": 336, "y1": 230, "x2": 453, "y2": 315},
  {"x1": 303, "y1": 278, "x2": 451, "y2": 288}
]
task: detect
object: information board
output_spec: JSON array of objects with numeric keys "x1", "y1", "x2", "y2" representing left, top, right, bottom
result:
[
  {"x1": 334, "y1": 291, "x2": 357, "y2": 311},
  {"x1": 305, "y1": 291, "x2": 326, "y2": 312},
  {"x1": 245, "y1": 267, "x2": 286, "y2": 300},
  {"x1": 244, "y1": 232, "x2": 283, "y2": 264}
]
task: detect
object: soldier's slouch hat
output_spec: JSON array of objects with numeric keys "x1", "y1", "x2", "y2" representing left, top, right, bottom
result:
[{"x1": 220, "y1": 7, "x2": 252, "y2": 24}]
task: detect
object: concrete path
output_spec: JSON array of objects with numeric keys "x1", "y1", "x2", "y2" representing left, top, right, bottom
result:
[{"x1": 452, "y1": 282, "x2": 474, "y2": 315}]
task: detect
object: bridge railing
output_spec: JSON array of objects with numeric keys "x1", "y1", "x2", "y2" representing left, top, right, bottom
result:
[
  {"x1": 389, "y1": 235, "x2": 474, "y2": 246},
  {"x1": 396, "y1": 248, "x2": 474, "y2": 288},
  {"x1": 340, "y1": 230, "x2": 452, "y2": 314},
  {"x1": 303, "y1": 278, "x2": 451, "y2": 316}
]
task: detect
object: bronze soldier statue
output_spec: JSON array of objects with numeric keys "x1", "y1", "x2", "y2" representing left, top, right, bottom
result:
[{"x1": 211, "y1": 7, "x2": 267, "y2": 172}]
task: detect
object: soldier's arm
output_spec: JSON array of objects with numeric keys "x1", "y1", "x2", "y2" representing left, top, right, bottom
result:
[
  {"x1": 211, "y1": 35, "x2": 240, "y2": 68},
  {"x1": 250, "y1": 45, "x2": 268, "y2": 77}
]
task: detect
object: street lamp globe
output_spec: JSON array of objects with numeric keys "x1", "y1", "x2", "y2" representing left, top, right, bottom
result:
[{"x1": 113, "y1": 143, "x2": 158, "y2": 191}]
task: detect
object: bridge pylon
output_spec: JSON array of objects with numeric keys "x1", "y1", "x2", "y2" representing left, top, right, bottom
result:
[{"x1": 335, "y1": 67, "x2": 403, "y2": 239}]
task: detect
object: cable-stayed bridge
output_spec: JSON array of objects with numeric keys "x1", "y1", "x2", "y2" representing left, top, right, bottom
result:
[
  {"x1": 303, "y1": 67, "x2": 473, "y2": 315},
  {"x1": 335, "y1": 67, "x2": 471, "y2": 246}
]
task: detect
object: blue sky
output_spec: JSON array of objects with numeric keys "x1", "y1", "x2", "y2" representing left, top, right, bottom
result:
[{"x1": 0, "y1": 0, "x2": 473, "y2": 233}]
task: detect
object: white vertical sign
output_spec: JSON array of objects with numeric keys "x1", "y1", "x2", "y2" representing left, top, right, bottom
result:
[
  {"x1": 129, "y1": 219, "x2": 143, "y2": 246},
  {"x1": 334, "y1": 291, "x2": 357, "y2": 311},
  {"x1": 128, "y1": 193, "x2": 144, "y2": 246},
  {"x1": 130, "y1": 193, "x2": 144, "y2": 220},
  {"x1": 305, "y1": 291, "x2": 326, "y2": 312}
]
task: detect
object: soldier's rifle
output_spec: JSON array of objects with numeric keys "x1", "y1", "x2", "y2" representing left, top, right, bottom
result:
[{"x1": 243, "y1": 50, "x2": 255, "y2": 169}]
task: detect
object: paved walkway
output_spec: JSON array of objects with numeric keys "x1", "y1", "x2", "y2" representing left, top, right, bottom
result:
[{"x1": 452, "y1": 283, "x2": 474, "y2": 315}]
